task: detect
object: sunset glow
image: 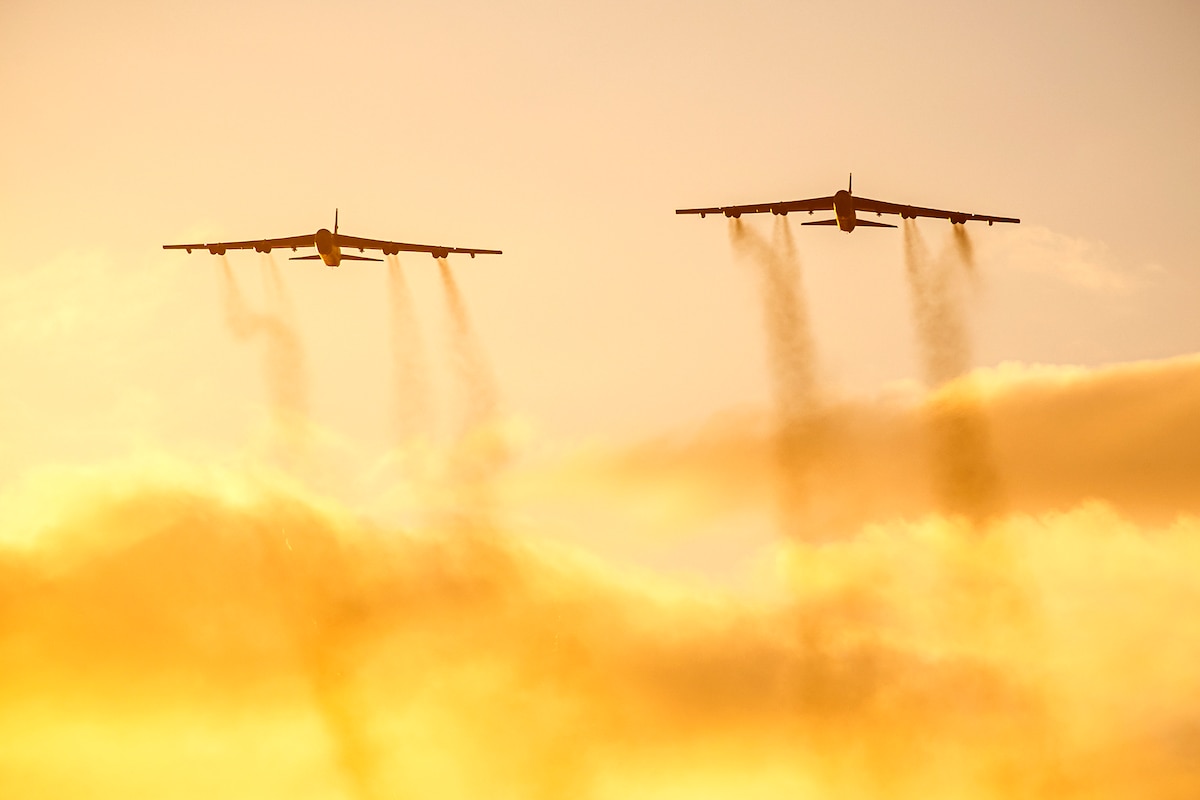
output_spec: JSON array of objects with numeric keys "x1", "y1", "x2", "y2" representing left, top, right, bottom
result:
[{"x1": 3, "y1": 2, "x2": 1199, "y2": 798}]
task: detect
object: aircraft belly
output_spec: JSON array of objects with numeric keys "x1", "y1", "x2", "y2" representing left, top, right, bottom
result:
[
  {"x1": 833, "y1": 194, "x2": 855, "y2": 232},
  {"x1": 322, "y1": 247, "x2": 340, "y2": 267}
]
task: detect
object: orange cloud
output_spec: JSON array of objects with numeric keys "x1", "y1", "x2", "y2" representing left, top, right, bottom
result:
[
  {"x1": 555, "y1": 354, "x2": 1200, "y2": 535},
  {"x1": 2, "y1": 435, "x2": 1198, "y2": 799}
]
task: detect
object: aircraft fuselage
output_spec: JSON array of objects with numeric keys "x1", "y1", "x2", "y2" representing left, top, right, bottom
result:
[
  {"x1": 314, "y1": 228, "x2": 341, "y2": 267},
  {"x1": 832, "y1": 189, "x2": 856, "y2": 232}
]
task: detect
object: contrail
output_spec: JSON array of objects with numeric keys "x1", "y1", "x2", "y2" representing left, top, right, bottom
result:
[
  {"x1": 217, "y1": 256, "x2": 310, "y2": 453},
  {"x1": 729, "y1": 217, "x2": 824, "y2": 539},
  {"x1": 901, "y1": 221, "x2": 1003, "y2": 522},
  {"x1": 386, "y1": 256, "x2": 431, "y2": 442}
]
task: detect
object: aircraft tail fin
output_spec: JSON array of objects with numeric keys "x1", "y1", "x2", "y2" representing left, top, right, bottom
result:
[
  {"x1": 848, "y1": 173, "x2": 853, "y2": 193},
  {"x1": 334, "y1": 208, "x2": 338, "y2": 235}
]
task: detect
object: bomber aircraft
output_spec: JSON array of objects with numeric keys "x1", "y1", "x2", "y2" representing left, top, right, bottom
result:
[
  {"x1": 676, "y1": 175, "x2": 1019, "y2": 233},
  {"x1": 163, "y1": 210, "x2": 502, "y2": 267}
]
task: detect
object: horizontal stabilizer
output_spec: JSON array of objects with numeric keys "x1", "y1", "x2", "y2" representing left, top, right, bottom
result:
[
  {"x1": 289, "y1": 254, "x2": 323, "y2": 260},
  {"x1": 801, "y1": 218, "x2": 838, "y2": 226},
  {"x1": 340, "y1": 253, "x2": 383, "y2": 262},
  {"x1": 854, "y1": 218, "x2": 897, "y2": 228}
]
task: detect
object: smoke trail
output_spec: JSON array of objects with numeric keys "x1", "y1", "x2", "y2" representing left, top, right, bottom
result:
[
  {"x1": 728, "y1": 217, "x2": 825, "y2": 539},
  {"x1": 952, "y1": 224, "x2": 976, "y2": 272},
  {"x1": 385, "y1": 256, "x2": 431, "y2": 443},
  {"x1": 901, "y1": 222, "x2": 1002, "y2": 522},
  {"x1": 217, "y1": 256, "x2": 310, "y2": 454},
  {"x1": 260, "y1": 254, "x2": 296, "y2": 325},
  {"x1": 952, "y1": 224, "x2": 981, "y2": 291},
  {"x1": 437, "y1": 259, "x2": 499, "y2": 430},
  {"x1": 901, "y1": 223, "x2": 970, "y2": 384},
  {"x1": 436, "y1": 258, "x2": 508, "y2": 522},
  {"x1": 241, "y1": 511, "x2": 381, "y2": 800}
]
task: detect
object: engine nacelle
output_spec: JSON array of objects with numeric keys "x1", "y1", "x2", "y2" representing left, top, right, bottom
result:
[
  {"x1": 771, "y1": 207, "x2": 788, "y2": 216},
  {"x1": 723, "y1": 210, "x2": 741, "y2": 219},
  {"x1": 254, "y1": 243, "x2": 271, "y2": 253},
  {"x1": 208, "y1": 246, "x2": 226, "y2": 256},
  {"x1": 432, "y1": 250, "x2": 449, "y2": 260}
]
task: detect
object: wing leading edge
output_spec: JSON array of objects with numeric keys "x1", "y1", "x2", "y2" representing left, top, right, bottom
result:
[
  {"x1": 334, "y1": 234, "x2": 502, "y2": 259},
  {"x1": 163, "y1": 234, "x2": 316, "y2": 255},
  {"x1": 676, "y1": 196, "x2": 836, "y2": 219},
  {"x1": 851, "y1": 196, "x2": 1019, "y2": 225}
]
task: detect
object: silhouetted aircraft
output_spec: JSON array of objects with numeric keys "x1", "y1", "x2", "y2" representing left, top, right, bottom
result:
[
  {"x1": 676, "y1": 175, "x2": 1019, "y2": 232},
  {"x1": 163, "y1": 210, "x2": 502, "y2": 267}
]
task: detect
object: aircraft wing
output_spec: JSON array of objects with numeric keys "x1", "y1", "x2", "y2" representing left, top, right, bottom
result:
[
  {"x1": 163, "y1": 234, "x2": 316, "y2": 254},
  {"x1": 852, "y1": 196, "x2": 1020, "y2": 225},
  {"x1": 335, "y1": 234, "x2": 502, "y2": 259},
  {"x1": 676, "y1": 196, "x2": 836, "y2": 218}
]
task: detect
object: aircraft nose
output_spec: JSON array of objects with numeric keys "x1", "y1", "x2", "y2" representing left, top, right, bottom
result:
[{"x1": 315, "y1": 228, "x2": 333, "y2": 253}]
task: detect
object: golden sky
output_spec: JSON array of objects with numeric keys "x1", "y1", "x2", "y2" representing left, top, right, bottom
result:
[
  {"x1": 2, "y1": 2, "x2": 1199, "y2": 799},
  {"x1": 3, "y1": 0, "x2": 1199, "y2": 443}
]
